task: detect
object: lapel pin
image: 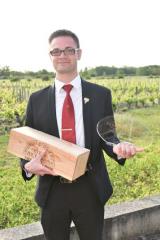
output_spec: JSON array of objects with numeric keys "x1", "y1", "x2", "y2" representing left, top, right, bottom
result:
[{"x1": 84, "y1": 97, "x2": 90, "y2": 104}]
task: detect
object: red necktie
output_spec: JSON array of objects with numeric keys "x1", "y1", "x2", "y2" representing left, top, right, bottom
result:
[{"x1": 61, "y1": 84, "x2": 76, "y2": 144}]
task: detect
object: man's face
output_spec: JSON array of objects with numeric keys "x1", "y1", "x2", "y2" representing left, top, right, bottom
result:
[{"x1": 49, "y1": 36, "x2": 81, "y2": 75}]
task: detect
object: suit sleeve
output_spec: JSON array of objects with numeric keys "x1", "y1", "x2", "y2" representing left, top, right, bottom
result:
[
  {"x1": 101, "y1": 90, "x2": 126, "y2": 166},
  {"x1": 20, "y1": 95, "x2": 35, "y2": 181}
]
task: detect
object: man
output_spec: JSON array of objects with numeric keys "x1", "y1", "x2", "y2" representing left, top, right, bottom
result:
[{"x1": 21, "y1": 29, "x2": 143, "y2": 240}]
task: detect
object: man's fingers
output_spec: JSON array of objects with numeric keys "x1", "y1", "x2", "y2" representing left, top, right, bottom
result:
[
  {"x1": 135, "y1": 147, "x2": 144, "y2": 152},
  {"x1": 33, "y1": 149, "x2": 46, "y2": 161},
  {"x1": 40, "y1": 165, "x2": 57, "y2": 176},
  {"x1": 43, "y1": 166, "x2": 54, "y2": 175},
  {"x1": 119, "y1": 143, "x2": 144, "y2": 154},
  {"x1": 38, "y1": 149, "x2": 46, "y2": 158},
  {"x1": 113, "y1": 142, "x2": 144, "y2": 159},
  {"x1": 29, "y1": 149, "x2": 58, "y2": 176}
]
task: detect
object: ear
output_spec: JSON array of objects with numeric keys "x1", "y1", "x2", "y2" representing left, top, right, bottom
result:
[
  {"x1": 48, "y1": 45, "x2": 53, "y2": 60},
  {"x1": 77, "y1": 49, "x2": 82, "y2": 60},
  {"x1": 49, "y1": 52, "x2": 52, "y2": 61}
]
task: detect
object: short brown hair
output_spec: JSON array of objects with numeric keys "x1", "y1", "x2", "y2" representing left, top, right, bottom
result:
[{"x1": 48, "y1": 29, "x2": 80, "y2": 48}]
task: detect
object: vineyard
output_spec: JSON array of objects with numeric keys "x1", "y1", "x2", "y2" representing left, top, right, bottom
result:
[
  {"x1": 92, "y1": 77, "x2": 160, "y2": 110},
  {"x1": 0, "y1": 76, "x2": 160, "y2": 135},
  {"x1": 0, "y1": 76, "x2": 160, "y2": 229}
]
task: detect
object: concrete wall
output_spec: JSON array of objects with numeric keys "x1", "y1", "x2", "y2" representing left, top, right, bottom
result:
[{"x1": 0, "y1": 195, "x2": 160, "y2": 240}]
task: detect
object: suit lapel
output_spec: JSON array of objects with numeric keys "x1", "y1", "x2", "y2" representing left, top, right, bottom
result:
[
  {"x1": 81, "y1": 80, "x2": 92, "y2": 149},
  {"x1": 48, "y1": 85, "x2": 59, "y2": 137}
]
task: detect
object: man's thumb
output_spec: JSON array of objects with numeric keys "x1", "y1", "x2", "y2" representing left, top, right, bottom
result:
[{"x1": 35, "y1": 149, "x2": 46, "y2": 161}]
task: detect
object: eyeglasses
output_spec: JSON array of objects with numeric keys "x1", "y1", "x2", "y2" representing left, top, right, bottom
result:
[{"x1": 50, "y1": 47, "x2": 79, "y2": 56}]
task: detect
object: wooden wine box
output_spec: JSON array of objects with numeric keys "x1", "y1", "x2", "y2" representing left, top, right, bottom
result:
[{"x1": 7, "y1": 126, "x2": 90, "y2": 181}]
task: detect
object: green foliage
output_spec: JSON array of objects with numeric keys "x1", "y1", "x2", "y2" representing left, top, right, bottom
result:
[
  {"x1": 42, "y1": 75, "x2": 50, "y2": 81},
  {"x1": 116, "y1": 69, "x2": 124, "y2": 79},
  {"x1": 0, "y1": 167, "x2": 39, "y2": 229},
  {"x1": 0, "y1": 135, "x2": 39, "y2": 229},
  {"x1": 80, "y1": 68, "x2": 91, "y2": 79},
  {"x1": 0, "y1": 107, "x2": 160, "y2": 229},
  {"x1": 1, "y1": 65, "x2": 160, "y2": 81},
  {"x1": 0, "y1": 77, "x2": 160, "y2": 229},
  {"x1": 87, "y1": 65, "x2": 160, "y2": 77},
  {"x1": 0, "y1": 66, "x2": 54, "y2": 80},
  {"x1": 91, "y1": 77, "x2": 160, "y2": 111},
  {"x1": 106, "y1": 107, "x2": 160, "y2": 205},
  {"x1": 0, "y1": 66, "x2": 10, "y2": 79},
  {"x1": 10, "y1": 77, "x2": 21, "y2": 82}
]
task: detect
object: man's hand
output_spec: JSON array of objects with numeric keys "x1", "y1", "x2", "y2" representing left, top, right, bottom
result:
[
  {"x1": 113, "y1": 142, "x2": 144, "y2": 159},
  {"x1": 24, "y1": 150, "x2": 57, "y2": 176}
]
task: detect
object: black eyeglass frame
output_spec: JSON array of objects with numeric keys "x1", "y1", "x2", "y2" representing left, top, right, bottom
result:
[{"x1": 49, "y1": 47, "x2": 79, "y2": 56}]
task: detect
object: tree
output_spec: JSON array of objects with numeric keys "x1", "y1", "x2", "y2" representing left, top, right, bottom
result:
[{"x1": 0, "y1": 66, "x2": 10, "y2": 79}]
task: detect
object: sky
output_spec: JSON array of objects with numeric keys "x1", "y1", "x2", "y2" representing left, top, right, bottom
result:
[{"x1": 0, "y1": 0, "x2": 160, "y2": 72}]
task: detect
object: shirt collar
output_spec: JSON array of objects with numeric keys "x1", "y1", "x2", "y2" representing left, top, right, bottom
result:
[{"x1": 55, "y1": 75, "x2": 81, "y2": 93}]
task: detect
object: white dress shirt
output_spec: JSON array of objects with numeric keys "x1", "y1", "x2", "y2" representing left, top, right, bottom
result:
[
  {"x1": 25, "y1": 76, "x2": 85, "y2": 177},
  {"x1": 55, "y1": 75, "x2": 85, "y2": 148}
]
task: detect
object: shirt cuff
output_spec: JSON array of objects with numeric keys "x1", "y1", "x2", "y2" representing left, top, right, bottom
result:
[
  {"x1": 23, "y1": 167, "x2": 33, "y2": 178},
  {"x1": 117, "y1": 155, "x2": 123, "y2": 160}
]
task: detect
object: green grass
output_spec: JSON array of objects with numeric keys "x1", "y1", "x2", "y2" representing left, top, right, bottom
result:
[
  {"x1": 0, "y1": 106, "x2": 160, "y2": 229},
  {"x1": 0, "y1": 135, "x2": 39, "y2": 229},
  {"x1": 107, "y1": 106, "x2": 160, "y2": 204}
]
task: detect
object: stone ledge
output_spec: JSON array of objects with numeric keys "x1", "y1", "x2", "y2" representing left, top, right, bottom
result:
[
  {"x1": 104, "y1": 194, "x2": 160, "y2": 219},
  {"x1": 0, "y1": 195, "x2": 160, "y2": 240},
  {"x1": 132, "y1": 233, "x2": 160, "y2": 240},
  {"x1": 0, "y1": 222, "x2": 44, "y2": 240}
]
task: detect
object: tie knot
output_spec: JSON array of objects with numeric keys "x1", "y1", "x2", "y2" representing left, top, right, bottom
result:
[{"x1": 63, "y1": 84, "x2": 73, "y2": 94}]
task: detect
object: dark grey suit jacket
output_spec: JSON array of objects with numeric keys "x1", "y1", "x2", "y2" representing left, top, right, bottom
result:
[{"x1": 21, "y1": 79, "x2": 125, "y2": 207}]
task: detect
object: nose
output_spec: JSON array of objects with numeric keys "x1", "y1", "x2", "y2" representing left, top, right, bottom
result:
[
  {"x1": 58, "y1": 51, "x2": 67, "y2": 58},
  {"x1": 59, "y1": 51, "x2": 65, "y2": 56}
]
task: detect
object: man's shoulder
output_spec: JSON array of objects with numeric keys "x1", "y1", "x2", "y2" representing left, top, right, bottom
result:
[
  {"x1": 30, "y1": 85, "x2": 53, "y2": 99},
  {"x1": 81, "y1": 78, "x2": 111, "y2": 94}
]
